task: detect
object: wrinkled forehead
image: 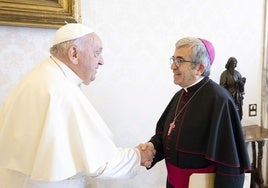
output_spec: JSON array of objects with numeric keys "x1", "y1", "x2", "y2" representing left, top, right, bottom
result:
[
  {"x1": 82, "y1": 33, "x2": 103, "y2": 49},
  {"x1": 91, "y1": 34, "x2": 103, "y2": 50}
]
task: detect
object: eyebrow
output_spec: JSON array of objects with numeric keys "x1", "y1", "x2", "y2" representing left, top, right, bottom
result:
[{"x1": 174, "y1": 56, "x2": 185, "y2": 59}]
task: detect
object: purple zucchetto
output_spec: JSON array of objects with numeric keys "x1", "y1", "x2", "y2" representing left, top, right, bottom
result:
[{"x1": 199, "y1": 38, "x2": 215, "y2": 65}]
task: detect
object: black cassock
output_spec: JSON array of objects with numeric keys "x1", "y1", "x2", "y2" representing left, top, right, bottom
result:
[{"x1": 149, "y1": 76, "x2": 251, "y2": 188}]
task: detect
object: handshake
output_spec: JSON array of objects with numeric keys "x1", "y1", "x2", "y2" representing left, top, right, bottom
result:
[{"x1": 136, "y1": 142, "x2": 156, "y2": 168}]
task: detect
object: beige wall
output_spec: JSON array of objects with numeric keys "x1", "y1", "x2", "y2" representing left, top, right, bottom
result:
[{"x1": 0, "y1": 0, "x2": 266, "y2": 187}]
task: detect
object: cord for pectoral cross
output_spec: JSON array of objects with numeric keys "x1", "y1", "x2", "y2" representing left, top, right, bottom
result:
[{"x1": 167, "y1": 79, "x2": 210, "y2": 136}]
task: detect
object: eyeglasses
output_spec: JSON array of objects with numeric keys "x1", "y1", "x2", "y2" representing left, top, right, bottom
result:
[{"x1": 170, "y1": 56, "x2": 192, "y2": 66}]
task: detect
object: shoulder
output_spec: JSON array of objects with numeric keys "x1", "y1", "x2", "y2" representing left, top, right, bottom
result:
[
  {"x1": 205, "y1": 79, "x2": 233, "y2": 99},
  {"x1": 220, "y1": 70, "x2": 228, "y2": 75}
]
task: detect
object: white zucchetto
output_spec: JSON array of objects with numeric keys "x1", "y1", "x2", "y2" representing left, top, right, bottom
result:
[{"x1": 53, "y1": 23, "x2": 94, "y2": 45}]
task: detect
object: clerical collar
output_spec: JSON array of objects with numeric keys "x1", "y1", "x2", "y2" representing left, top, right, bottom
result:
[
  {"x1": 183, "y1": 77, "x2": 204, "y2": 92},
  {"x1": 50, "y1": 56, "x2": 83, "y2": 87}
]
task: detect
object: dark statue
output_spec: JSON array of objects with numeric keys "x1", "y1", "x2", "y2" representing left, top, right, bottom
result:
[{"x1": 220, "y1": 57, "x2": 246, "y2": 120}]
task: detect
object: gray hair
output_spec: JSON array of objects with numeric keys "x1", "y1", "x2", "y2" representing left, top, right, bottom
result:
[
  {"x1": 175, "y1": 37, "x2": 211, "y2": 77},
  {"x1": 49, "y1": 37, "x2": 85, "y2": 59}
]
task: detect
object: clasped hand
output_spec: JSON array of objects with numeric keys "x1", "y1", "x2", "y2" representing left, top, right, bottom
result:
[{"x1": 136, "y1": 142, "x2": 156, "y2": 168}]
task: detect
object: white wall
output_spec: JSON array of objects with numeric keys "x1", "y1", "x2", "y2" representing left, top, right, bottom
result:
[{"x1": 0, "y1": 0, "x2": 266, "y2": 187}]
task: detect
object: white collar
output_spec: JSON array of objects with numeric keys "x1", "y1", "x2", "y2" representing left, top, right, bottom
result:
[
  {"x1": 50, "y1": 56, "x2": 83, "y2": 87},
  {"x1": 183, "y1": 77, "x2": 204, "y2": 92}
]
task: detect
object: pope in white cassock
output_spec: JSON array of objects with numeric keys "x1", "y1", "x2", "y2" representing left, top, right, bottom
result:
[{"x1": 0, "y1": 23, "x2": 155, "y2": 188}]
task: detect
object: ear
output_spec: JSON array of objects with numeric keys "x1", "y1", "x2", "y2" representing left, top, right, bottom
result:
[
  {"x1": 196, "y1": 63, "x2": 205, "y2": 75},
  {"x1": 68, "y1": 45, "x2": 79, "y2": 65}
]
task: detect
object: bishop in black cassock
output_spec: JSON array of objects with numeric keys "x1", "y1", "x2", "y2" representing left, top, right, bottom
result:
[{"x1": 147, "y1": 37, "x2": 250, "y2": 188}]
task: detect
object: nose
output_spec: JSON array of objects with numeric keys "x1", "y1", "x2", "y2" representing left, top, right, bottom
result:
[
  {"x1": 170, "y1": 62, "x2": 176, "y2": 70},
  {"x1": 98, "y1": 56, "x2": 104, "y2": 65}
]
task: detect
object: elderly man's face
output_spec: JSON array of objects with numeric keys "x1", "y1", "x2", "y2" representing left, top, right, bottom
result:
[
  {"x1": 171, "y1": 46, "x2": 204, "y2": 87},
  {"x1": 77, "y1": 33, "x2": 104, "y2": 85}
]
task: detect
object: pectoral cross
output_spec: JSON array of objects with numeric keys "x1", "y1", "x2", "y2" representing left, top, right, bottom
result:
[{"x1": 167, "y1": 121, "x2": 176, "y2": 136}]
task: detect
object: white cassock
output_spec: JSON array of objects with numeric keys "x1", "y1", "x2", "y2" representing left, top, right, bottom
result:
[{"x1": 0, "y1": 57, "x2": 140, "y2": 188}]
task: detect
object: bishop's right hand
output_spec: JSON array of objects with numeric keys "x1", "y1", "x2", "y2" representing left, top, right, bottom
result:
[{"x1": 136, "y1": 142, "x2": 156, "y2": 168}]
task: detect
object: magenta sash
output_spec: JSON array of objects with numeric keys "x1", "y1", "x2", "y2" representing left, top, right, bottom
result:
[{"x1": 166, "y1": 160, "x2": 215, "y2": 188}]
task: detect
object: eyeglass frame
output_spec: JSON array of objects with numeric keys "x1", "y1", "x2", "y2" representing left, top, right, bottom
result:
[{"x1": 170, "y1": 56, "x2": 192, "y2": 66}]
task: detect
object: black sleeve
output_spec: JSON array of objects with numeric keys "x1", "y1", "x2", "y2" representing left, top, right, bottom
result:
[
  {"x1": 148, "y1": 92, "x2": 181, "y2": 168},
  {"x1": 149, "y1": 134, "x2": 165, "y2": 165}
]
